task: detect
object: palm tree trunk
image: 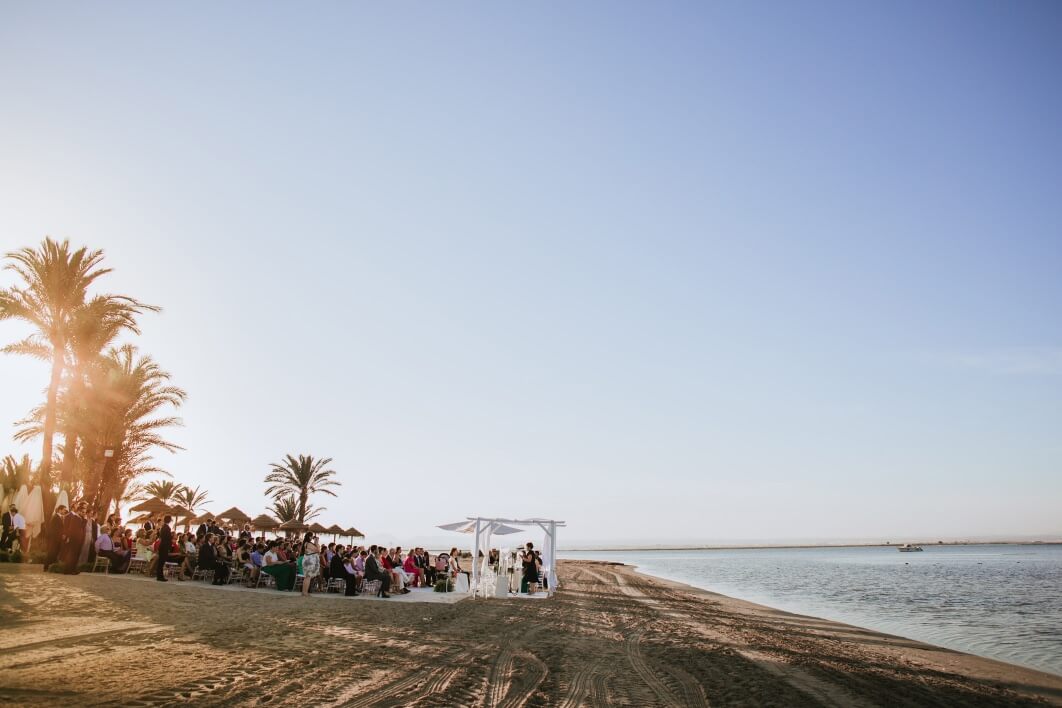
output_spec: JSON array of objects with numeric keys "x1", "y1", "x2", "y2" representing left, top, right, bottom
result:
[
  {"x1": 59, "y1": 371, "x2": 84, "y2": 493},
  {"x1": 38, "y1": 352, "x2": 64, "y2": 541},
  {"x1": 299, "y1": 491, "x2": 308, "y2": 524},
  {"x1": 59, "y1": 425, "x2": 78, "y2": 491}
]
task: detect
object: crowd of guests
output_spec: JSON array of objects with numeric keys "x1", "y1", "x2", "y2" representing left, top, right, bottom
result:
[
  {"x1": 42, "y1": 508, "x2": 476, "y2": 600},
  {"x1": 35, "y1": 504, "x2": 548, "y2": 599}
]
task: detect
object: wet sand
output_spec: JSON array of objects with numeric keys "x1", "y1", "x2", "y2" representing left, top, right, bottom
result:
[{"x1": 1, "y1": 560, "x2": 1059, "y2": 706}]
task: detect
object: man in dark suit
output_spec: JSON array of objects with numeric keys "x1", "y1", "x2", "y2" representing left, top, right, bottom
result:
[
  {"x1": 61, "y1": 506, "x2": 86, "y2": 574},
  {"x1": 1, "y1": 505, "x2": 13, "y2": 551},
  {"x1": 364, "y1": 547, "x2": 391, "y2": 597},
  {"x1": 156, "y1": 515, "x2": 173, "y2": 581},
  {"x1": 43, "y1": 505, "x2": 68, "y2": 571}
]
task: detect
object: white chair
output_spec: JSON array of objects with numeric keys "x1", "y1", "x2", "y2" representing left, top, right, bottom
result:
[{"x1": 92, "y1": 556, "x2": 110, "y2": 574}]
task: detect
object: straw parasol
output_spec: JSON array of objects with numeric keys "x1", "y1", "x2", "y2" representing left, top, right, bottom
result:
[
  {"x1": 344, "y1": 526, "x2": 364, "y2": 540},
  {"x1": 127, "y1": 512, "x2": 155, "y2": 525},
  {"x1": 251, "y1": 514, "x2": 279, "y2": 531},
  {"x1": 326, "y1": 524, "x2": 345, "y2": 541},
  {"x1": 308, "y1": 522, "x2": 329, "y2": 534},
  {"x1": 129, "y1": 498, "x2": 175, "y2": 515},
  {"x1": 278, "y1": 519, "x2": 309, "y2": 535},
  {"x1": 217, "y1": 506, "x2": 251, "y2": 524}
]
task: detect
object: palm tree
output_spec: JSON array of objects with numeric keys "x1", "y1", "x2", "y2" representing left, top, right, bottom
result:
[
  {"x1": 0, "y1": 239, "x2": 154, "y2": 499},
  {"x1": 0, "y1": 455, "x2": 34, "y2": 496},
  {"x1": 139, "y1": 480, "x2": 182, "y2": 504},
  {"x1": 173, "y1": 484, "x2": 211, "y2": 515},
  {"x1": 270, "y1": 494, "x2": 320, "y2": 524},
  {"x1": 264, "y1": 454, "x2": 339, "y2": 524},
  {"x1": 58, "y1": 295, "x2": 157, "y2": 491},
  {"x1": 80, "y1": 345, "x2": 186, "y2": 518},
  {"x1": 270, "y1": 495, "x2": 300, "y2": 523},
  {"x1": 0, "y1": 239, "x2": 109, "y2": 493}
]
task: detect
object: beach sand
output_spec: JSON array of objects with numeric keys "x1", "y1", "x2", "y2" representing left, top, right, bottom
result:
[{"x1": 1, "y1": 560, "x2": 1059, "y2": 706}]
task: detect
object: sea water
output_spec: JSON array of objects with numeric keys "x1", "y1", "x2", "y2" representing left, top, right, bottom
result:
[{"x1": 560, "y1": 544, "x2": 1062, "y2": 676}]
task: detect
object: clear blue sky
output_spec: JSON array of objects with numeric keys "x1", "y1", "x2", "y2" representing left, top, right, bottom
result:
[{"x1": 1, "y1": 2, "x2": 1060, "y2": 545}]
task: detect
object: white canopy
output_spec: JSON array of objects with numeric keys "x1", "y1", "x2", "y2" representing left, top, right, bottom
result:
[{"x1": 441, "y1": 516, "x2": 566, "y2": 598}]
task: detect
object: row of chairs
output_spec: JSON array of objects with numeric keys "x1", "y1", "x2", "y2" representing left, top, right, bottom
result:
[{"x1": 92, "y1": 555, "x2": 385, "y2": 597}]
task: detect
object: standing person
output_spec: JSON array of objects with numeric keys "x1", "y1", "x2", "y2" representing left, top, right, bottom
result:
[
  {"x1": 74, "y1": 502, "x2": 98, "y2": 566},
  {"x1": 521, "y1": 542, "x2": 541, "y2": 595},
  {"x1": 156, "y1": 515, "x2": 173, "y2": 581},
  {"x1": 300, "y1": 532, "x2": 320, "y2": 597},
  {"x1": 61, "y1": 505, "x2": 86, "y2": 574},
  {"x1": 9, "y1": 506, "x2": 26, "y2": 553},
  {"x1": 1, "y1": 505, "x2": 13, "y2": 550},
  {"x1": 44, "y1": 505, "x2": 68, "y2": 570}
]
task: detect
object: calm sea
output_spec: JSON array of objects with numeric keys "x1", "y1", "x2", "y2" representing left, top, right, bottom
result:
[{"x1": 560, "y1": 544, "x2": 1062, "y2": 676}]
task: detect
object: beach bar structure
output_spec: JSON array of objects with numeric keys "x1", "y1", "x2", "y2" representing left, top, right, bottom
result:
[{"x1": 445, "y1": 517, "x2": 565, "y2": 599}]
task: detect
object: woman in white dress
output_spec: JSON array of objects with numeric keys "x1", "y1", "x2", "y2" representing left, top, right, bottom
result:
[{"x1": 300, "y1": 532, "x2": 320, "y2": 597}]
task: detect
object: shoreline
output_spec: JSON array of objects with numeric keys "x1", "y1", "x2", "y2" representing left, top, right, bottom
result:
[
  {"x1": 2, "y1": 560, "x2": 1061, "y2": 705},
  {"x1": 621, "y1": 561, "x2": 1062, "y2": 680},
  {"x1": 561, "y1": 540, "x2": 1062, "y2": 551}
]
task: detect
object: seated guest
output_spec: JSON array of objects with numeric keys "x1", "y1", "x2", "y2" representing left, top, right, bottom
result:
[
  {"x1": 249, "y1": 543, "x2": 264, "y2": 583},
  {"x1": 196, "y1": 533, "x2": 230, "y2": 585},
  {"x1": 236, "y1": 539, "x2": 253, "y2": 576},
  {"x1": 417, "y1": 548, "x2": 435, "y2": 585},
  {"x1": 363, "y1": 547, "x2": 391, "y2": 598},
  {"x1": 94, "y1": 526, "x2": 131, "y2": 573},
  {"x1": 380, "y1": 547, "x2": 405, "y2": 592},
  {"x1": 403, "y1": 549, "x2": 424, "y2": 587},
  {"x1": 179, "y1": 533, "x2": 198, "y2": 579},
  {"x1": 134, "y1": 529, "x2": 154, "y2": 564},
  {"x1": 340, "y1": 555, "x2": 360, "y2": 596},
  {"x1": 262, "y1": 542, "x2": 295, "y2": 591},
  {"x1": 450, "y1": 548, "x2": 470, "y2": 585},
  {"x1": 215, "y1": 534, "x2": 232, "y2": 571}
]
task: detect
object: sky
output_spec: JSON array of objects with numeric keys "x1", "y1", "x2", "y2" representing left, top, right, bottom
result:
[{"x1": 1, "y1": 2, "x2": 1060, "y2": 546}]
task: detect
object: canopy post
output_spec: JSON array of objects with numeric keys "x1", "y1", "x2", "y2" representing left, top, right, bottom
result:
[
  {"x1": 471, "y1": 517, "x2": 482, "y2": 599},
  {"x1": 549, "y1": 520, "x2": 558, "y2": 595}
]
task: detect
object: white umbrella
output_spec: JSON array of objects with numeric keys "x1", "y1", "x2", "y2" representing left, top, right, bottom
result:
[
  {"x1": 25, "y1": 486, "x2": 44, "y2": 538},
  {"x1": 14, "y1": 484, "x2": 28, "y2": 513},
  {"x1": 437, "y1": 520, "x2": 523, "y2": 535},
  {"x1": 438, "y1": 521, "x2": 476, "y2": 533}
]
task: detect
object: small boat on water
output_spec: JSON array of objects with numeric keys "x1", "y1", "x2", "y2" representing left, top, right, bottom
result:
[{"x1": 898, "y1": 544, "x2": 923, "y2": 552}]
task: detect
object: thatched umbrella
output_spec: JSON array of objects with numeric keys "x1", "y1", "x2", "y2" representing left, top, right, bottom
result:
[
  {"x1": 344, "y1": 526, "x2": 364, "y2": 541},
  {"x1": 326, "y1": 524, "x2": 345, "y2": 541},
  {"x1": 278, "y1": 519, "x2": 309, "y2": 536},
  {"x1": 308, "y1": 522, "x2": 329, "y2": 535},
  {"x1": 251, "y1": 514, "x2": 279, "y2": 532},
  {"x1": 217, "y1": 506, "x2": 251, "y2": 524},
  {"x1": 128, "y1": 498, "x2": 175, "y2": 515},
  {"x1": 127, "y1": 512, "x2": 155, "y2": 526}
]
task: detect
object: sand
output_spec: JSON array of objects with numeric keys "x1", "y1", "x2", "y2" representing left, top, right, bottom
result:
[{"x1": 1, "y1": 560, "x2": 1060, "y2": 706}]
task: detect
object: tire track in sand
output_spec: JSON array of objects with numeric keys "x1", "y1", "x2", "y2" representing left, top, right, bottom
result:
[
  {"x1": 336, "y1": 667, "x2": 439, "y2": 708},
  {"x1": 626, "y1": 630, "x2": 709, "y2": 707},
  {"x1": 497, "y1": 649, "x2": 548, "y2": 708},
  {"x1": 557, "y1": 657, "x2": 603, "y2": 708}
]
